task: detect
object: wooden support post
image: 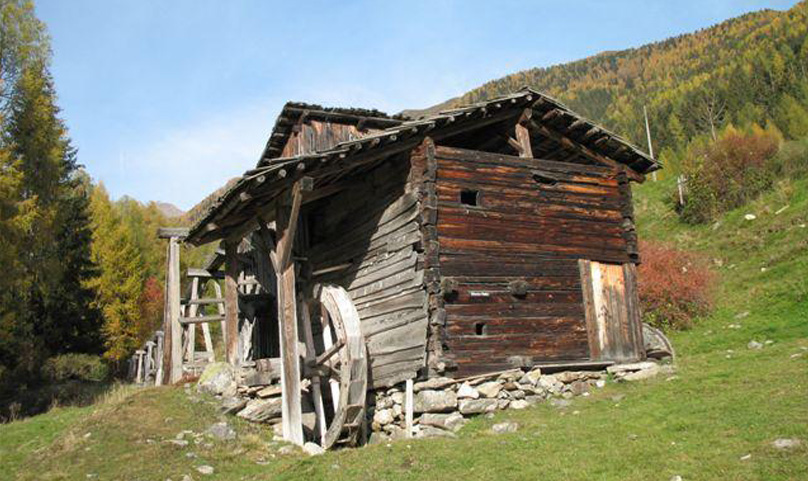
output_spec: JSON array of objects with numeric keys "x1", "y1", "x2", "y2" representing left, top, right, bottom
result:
[
  {"x1": 135, "y1": 350, "x2": 145, "y2": 384},
  {"x1": 145, "y1": 341, "x2": 155, "y2": 380},
  {"x1": 185, "y1": 277, "x2": 200, "y2": 365},
  {"x1": 163, "y1": 236, "x2": 183, "y2": 384},
  {"x1": 212, "y1": 281, "x2": 227, "y2": 348},
  {"x1": 405, "y1": 378, "x2": 414, "y2": 438},
  {"x1": 224, "y1": 242, "x2": 240, "y2": 366},
  {"x1": 516, "y1": 109, "x2": 533, "y2": 158},
  {"x1": 275, "y1": 178, "x2": 312, "y2": 446},
  {"x1": 154, "y1": 331, "x2": 164, "y2": 386}
]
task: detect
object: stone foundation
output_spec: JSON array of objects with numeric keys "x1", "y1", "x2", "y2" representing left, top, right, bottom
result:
[{"x1": 198, "y1": 360, "x2": 668, "y2": 445}]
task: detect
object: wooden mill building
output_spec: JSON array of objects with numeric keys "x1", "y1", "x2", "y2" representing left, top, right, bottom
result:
[{"x1": 158, "y1": 88, "x2": 659, "y2": 448}]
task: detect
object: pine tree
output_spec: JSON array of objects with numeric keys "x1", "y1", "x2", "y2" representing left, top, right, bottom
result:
[{"x1": 3, "y1": 59, "x2": 101, "y2": 369}]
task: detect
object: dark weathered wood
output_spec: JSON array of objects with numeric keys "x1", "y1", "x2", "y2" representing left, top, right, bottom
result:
[
  {"x1": 528, "y1": 120, "x2": 644, "y2": 182},
  {"x1": 515, "y1": 109, "x2": 533, "y2": 158}
]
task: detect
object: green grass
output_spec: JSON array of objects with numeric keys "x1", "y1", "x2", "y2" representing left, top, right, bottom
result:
[{"x1": 1, "y1": 176, "x2": 807, "y2": 480}]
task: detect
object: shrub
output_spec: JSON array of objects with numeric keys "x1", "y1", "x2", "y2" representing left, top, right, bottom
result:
[
  {"x1": 637, "y1": 240, "x2": 715, "y2": 330},
  {"x1": 769, "y1": 137, "x2": 808, "y2": 180},
  {"x1": 42, "y1": 354, "x2": 109, "y2": 383},
  {"x1": 679, "y1": 125, "x2": 782, "y2": 223}
]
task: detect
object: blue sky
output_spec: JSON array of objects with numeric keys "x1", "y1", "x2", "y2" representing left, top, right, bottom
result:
[{"x1": 37, "y1": 0, "x2": 798, "y2": 210}]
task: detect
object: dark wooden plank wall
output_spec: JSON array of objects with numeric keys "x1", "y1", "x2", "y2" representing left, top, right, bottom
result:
[
  {"x1": 434, "y1": 146, "x2": 636, "y2": 377},
  {"x1": 236, "y1": 233, "x2": 278, "y2": 360},
  {"x1": 306, "y1": 158, "x2": 428, "y2": 388},
  {"x1": 281, "y1": 120, "x2": 383, "y2": 158}
]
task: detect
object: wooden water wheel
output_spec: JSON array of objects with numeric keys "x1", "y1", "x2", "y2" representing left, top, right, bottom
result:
[{"x1": 300, "y1": 284, "x2": 367, "y2": 449}]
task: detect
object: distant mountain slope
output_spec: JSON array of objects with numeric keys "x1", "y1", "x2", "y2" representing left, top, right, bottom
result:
[
  {"x1": 406, "y1": 2, "x2": 808, "y2": 159},
  {"x1": 154, "y1": 202, "x2": 184, "y2": 219}
]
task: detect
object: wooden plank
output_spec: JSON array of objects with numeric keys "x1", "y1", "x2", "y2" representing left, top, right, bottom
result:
[
  {"x1": 275, "y1": 185, "x2": 304, "y2": 446},
  {"x1": 528, "y1": 120, "x2": 644, "y2": 182},
  {"x1": 185, "y1": 277, "x2": 200, "y2": 364},
  {"x1": 224, "y1": 242, "x2": 240, "y2": 365},
  {"x1": 578, "y1": 259, "x2": 601, "y2": 360},
  {"x1": 277, "y1": 177, "x2": 312, "y2": 269},
  {"x1": 405, "y1": 379, "x2": 414, "y2": 438},
  {"x1": 187, "y1": 268, "x2": 224, "y2": 279},
  {"x1": 167, "y1": 237, "x2": 182, "y2": 384},
  {"x1": 157, "y1": 227, "x2": 190, "y2": 239},
  {"x1": 515, "y1": 109, "x2": 533, "y2": 158},
  {"x1": 182, "y1": 297, "x2": 226, "y2": 305},
  {"x1": 179, "y1": 315, "x2": 226, "y2": 325}
]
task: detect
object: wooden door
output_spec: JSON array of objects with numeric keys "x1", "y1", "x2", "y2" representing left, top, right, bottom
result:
[{"x1": 579, "y1": 260, "x2": 644, "y2": 362}]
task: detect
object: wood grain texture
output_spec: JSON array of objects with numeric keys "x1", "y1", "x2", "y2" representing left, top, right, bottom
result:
[
  {"x1": 304, "y1": 156, "x2": 428, "y2": 388},
  {"x1": 433, "y1": 146, "x2": 640, "y2": 376}
]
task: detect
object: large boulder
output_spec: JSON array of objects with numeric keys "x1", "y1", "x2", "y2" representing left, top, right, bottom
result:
[
  {"x1": 197, "y1": 362, "x2": 235, "y2": 396},
  {"x1": 414, "y1": 390, "x2": 457, "y2": 413}
]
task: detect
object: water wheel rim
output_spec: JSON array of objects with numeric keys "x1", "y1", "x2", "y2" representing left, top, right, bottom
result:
[{"x1": 315, "y1": 285, "x2": 367, "y2": 449}]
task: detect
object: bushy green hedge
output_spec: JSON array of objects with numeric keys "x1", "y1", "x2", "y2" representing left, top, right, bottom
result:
[{"x1": 42, "y1": 354, "x2": 109, "y2": 383}]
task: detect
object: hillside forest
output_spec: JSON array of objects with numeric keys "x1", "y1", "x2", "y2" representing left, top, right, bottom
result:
[
  {"x1": 1, "y1": 0, "x2": 808, "y2": 419},
  {"x1": 0, "y1": 1, "x2": 213, "y2": 413}
]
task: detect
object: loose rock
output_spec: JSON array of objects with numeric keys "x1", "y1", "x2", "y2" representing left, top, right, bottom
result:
[
  {"x1": 302, "y1": 442, "x2": 325, "y2": 456},
  {"x1": 420, "y1": 412, "x2": 467, "y2": 432},
  {"x1": 748, "y1": 340, "x2": 764, "y2": 350},
  {"x1": 207, "y1": 422, "x2": 236, "y2": 441},
  {"x1": 195, "y1": 465, "x2": 214, "y2": 475},
  {"x1": 197, "y1": 363, "x2": 235, "y2": 396},
  {"x1": 772, "y1": 438, "x2": 802, "y2": 450},
  {"x1": 237, "y1": 398, "x2": 282, "y2": 423},
  {"x1": 491, "y1": 421, "x2": 519, "y2": 434},
  {"x1": 510, "y1": 399, "x2": 530, "y2": 410}
]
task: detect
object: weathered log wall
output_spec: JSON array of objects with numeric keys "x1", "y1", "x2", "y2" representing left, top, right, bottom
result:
[
  {"x1": 281, "y1": 120, "x2": 382, "y2": 158},
  {"x1": 306, "y1": 157, "x2": 428, "y2": 388},
  {"x1": 433, "y1": 146, "x2": 638, "y2": 376}
]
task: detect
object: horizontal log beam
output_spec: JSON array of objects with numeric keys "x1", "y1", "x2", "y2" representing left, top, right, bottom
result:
[
  {"x1": 179, "y1": 315, "x2": 225, "y2": 325},
  {"x1": 157, "y1": 227, "x2": 190, "y2": 239},
  {"x1": 528, "y1": 120, "x2": 644, "y2": 183}
]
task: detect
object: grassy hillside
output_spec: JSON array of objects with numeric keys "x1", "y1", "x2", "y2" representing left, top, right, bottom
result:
[{"x1": 1, "y1": 169, "x2": 806, "y2": 480}]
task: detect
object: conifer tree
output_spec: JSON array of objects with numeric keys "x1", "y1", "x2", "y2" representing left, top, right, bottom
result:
[
  {"x1": 4, "y1": 58, "x2": 101, "y2": 367},
  {"x1": 87, "y1": 184, "x2": 145, "y2": 362}
]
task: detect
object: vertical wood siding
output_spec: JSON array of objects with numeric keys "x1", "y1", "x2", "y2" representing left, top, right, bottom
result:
[
  {"x1": 306, "y1": 158, "x2": 428, "y2": 388},
  {"x1": 280, "y1": 120, "x2": 383, "y2": 158}
]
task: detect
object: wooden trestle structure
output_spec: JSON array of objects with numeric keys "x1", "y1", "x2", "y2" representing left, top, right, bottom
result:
[{"x1": 141, "y1": 88, "x2": 661, "y2": 449}]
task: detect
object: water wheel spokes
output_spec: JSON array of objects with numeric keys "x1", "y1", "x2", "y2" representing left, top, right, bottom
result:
[{"x1": 300, "y1": 284, "x2": 367, "y2": 449}]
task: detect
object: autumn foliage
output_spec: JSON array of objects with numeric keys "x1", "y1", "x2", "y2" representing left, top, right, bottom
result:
[
  {"x1": 680, "y1": 125, "x2": 782, "y2": 223},
  {"x1": 637, "y1": 240, "x2": 715, "y2": 330}
]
